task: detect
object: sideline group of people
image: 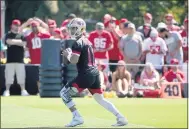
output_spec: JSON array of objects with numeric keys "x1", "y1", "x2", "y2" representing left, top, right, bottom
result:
[{"x1": 0, "y1": 12, "x2": 188, "y2": 98}]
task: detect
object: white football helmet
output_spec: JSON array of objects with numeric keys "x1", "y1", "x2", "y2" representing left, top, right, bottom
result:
[{"x1": 68, "y1": 18, "x2": 86, "y2": 39}]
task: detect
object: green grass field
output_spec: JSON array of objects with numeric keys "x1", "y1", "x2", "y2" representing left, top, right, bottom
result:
[{"x1": 1, "y1": 96, "x2": 188, "y2": 128}]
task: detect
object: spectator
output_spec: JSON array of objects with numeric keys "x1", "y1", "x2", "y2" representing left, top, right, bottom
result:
[
  {"x1": 3, "y1": 19, "x2": 29, "y2": 96},
  {"x1": 118, "y1": 18, "x2": 128, "y2": 33},
  {"x1": 26, "y1": 20, "x2": 51, "y2": 64},
  {"x1": 48, "y1": 19, "x2": 57, "y2": 36},
  {"x1": 143, "y1": 29, "x2": 168, "y2": 74},
  {"x1": 61, "y1": 13, "x2": 76, "y2": 27},
  {"x1": 60, "y1": 27, "x2": 70, "y2": 39},
  {"x1": 103, "y1": 14, "x2": 112, "y2": 28},
  {"x1": 50, "y1": 28, "x2": 63, "y2": 39},
  {"x1": 137, "y1": 13, "x2": 155, "y2": 40},
  {"x1": 161, "y1": 58, "x2": 185, "y2": 83},
  {"x1": 137, "y1": 23, "x2": 155, "y2": 40},
  {"x1": 180, "y1": 18, "x2": 188, "y2": 62},
  {"x1": 140, "y1": 62, "x2": 160, "y2": 88},
  {"x1": 112, "y1": 60, "x2": 131, "y2": 97},
  {"x1": 105, "y1": 17, "x2": 124, "y2": 73},
  {"x1": 157, "y1": 22, "x2": 183, "y2": 64},
  {"x1": 88, "y1": 22, "x2": 113, "y2": 72},
  {"x1": 143, "y1": 13, "x2": 153, "y2": 25},
  {"x1": 20, "y1": 18, "x2": 49, "y2": 37},
  {"x1": 120, "y1": 22, "x2": 143, "y2": 79},
  {"x1": 164, "y1": 13, "x2": 180, "y2": 31}
]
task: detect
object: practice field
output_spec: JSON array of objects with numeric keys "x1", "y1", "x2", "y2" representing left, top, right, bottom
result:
[{"x1": 1, "y1": 96, "x2": 188, "y2": 128}]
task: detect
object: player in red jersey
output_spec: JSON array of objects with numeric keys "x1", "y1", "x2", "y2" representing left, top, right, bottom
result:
[
  {"x1": 162, "y1": 58, "x2": 185, "y2": 83},
  {"x1": 88, "y1": 22, "x2": 113, "y2": 72},
  {"x1": 180, "y1": 18, "x2": 188, "y2": 62},
  {"x1": 26, "y1": 21, "x2": 51, "y2": 64},
  {"x1": 60, "y1": 18, "x2": 127, "y2": 127}
]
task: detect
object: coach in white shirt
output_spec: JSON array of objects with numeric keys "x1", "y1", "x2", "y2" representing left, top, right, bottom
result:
[{"x1": 143, "y1": 29, "x2": 168, "y2": 73}]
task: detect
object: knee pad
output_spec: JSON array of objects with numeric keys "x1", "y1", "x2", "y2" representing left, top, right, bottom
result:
[{"x1": 60, "y1": 84, "x2": 78, "y2": 104}]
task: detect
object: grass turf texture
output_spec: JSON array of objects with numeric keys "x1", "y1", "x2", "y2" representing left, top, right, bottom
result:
[{"x1": 1, "y1": 96, "x2": 187, "y2": 128}]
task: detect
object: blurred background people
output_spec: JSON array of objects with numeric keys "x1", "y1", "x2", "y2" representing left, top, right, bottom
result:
[
  {"x1": 112, "y1": 60, "x2": 131, "y2": 97},
  {"x1": 3, "y1": 19, "x2": 29, "y2": 96},
  {"x1": 120, "y1": 22, "x2": 143, "y2": 79},
  {"x1": 140, "y1": 62, "x2": 160, "y2": 88},
  {"x1": 157, "y1": 22, "x2": 183, "y2": 64},
  {"x1": 88, "y1": 22, "x2": 113, "y2": 73},
  {"x1": 161, "y1": 58, "x2": 185, "y2": 83},
  {"x1": 143, "y1": 29, "x2": 167, "y2": 74},
  {"x1": 164, "y1": 13, "x2": 180, "y2": 32},
  {"x1": 26, "y1": 20, "x2": 51, "y2": 64},
  {"x1": 180, "y1": 18, "x2": 188, "y2": 62},
  {"x1": 48, "y1": 19, "x2": 57, "y2": 36}
]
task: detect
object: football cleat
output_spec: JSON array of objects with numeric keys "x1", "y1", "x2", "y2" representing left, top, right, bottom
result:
[
  {"x1": 65, "y1": 116, "x2": 84, "y2": 127},
  {"x1": 112, "y1": 117, "x2": 128, "y2": 127}
]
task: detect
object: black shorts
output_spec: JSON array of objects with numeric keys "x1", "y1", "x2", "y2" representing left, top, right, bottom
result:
[
  {"x1": 109, "y1": 60, "x2": 119, "y2": 73},
  {"x1": 69, "y1": 73, "x2": 103, "y2": 95}
]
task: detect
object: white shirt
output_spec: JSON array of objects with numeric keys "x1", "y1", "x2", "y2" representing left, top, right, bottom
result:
[{"x1": 143, "y1": 37, "x2": 168, "y2": 69}]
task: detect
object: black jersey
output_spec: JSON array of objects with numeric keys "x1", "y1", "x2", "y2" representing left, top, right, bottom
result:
[{"x1": 72, "y1": 37, "x2": 99, "y2": 75}]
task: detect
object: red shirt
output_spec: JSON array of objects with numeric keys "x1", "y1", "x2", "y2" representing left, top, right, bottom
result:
[
  {"x1": 180, "y1": 30, "x2": 188, "y2": 62},
  {"x1": 26, "y1": 32, "x2": 51, "y2": 64},
  {"x1": 163, "y1": 70, "x2": 185, "y2": 82},
  {"x1": 180, "y1": 30, "x2": 188, "y2": 51},
  {"x1": 88, "y1": 30, "x2": 113, "y2": 59},
  {"x1": 108, "y1": 31, "x2": 123, "y2": 60}
]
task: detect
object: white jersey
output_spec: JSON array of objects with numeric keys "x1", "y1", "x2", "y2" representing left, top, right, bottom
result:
[{"x1": 143, "y1": 37, "x2": 168, "y2": 69}]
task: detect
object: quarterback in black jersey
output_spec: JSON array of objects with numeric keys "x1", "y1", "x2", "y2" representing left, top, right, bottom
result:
[{"x1": 60, "y1": 18, "x2": 127, "y2": 127}]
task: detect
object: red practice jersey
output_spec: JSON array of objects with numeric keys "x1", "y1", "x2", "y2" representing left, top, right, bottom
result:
[
  {"x1": 108, "y1": 31, "x2": 123, "y2": 60},
  {"x1": 26, "y1": 32, "x2": 51, "y2": 64},
  {"x1": 88, "y1": 30, "x2": 113, "y2": 59},
  {"x1": 180, "y1": 30, "x2": 188, "y2": 62}
]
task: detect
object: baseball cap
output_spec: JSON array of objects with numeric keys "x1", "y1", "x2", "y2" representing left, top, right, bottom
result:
[
  {"x1": 144, "y1": 13, "x2": 152, "y2": 19},
  {"x1": 30, "y1": 21, "x2": 40, "y2": 27},
  {"x1": 150, "y1": 29, "x2": 158, "y2": 38},
  {"x1": 12, "y1": 19, "x2": 21, "y2": 26},
  {"x1": 96, "y1": 22, "x2": 105, "y2": 30},
  {"x1": 170, "y1": 58, "x2": 179, "y2": 65},
  {"x1": 156, "y1": 22, "x2": 167, "y2": 31},
  {"x1": 48, "y1": 19, "x2": 57, "y2": 28},
  {"x1": 165, "y1": 13, "x2": 173, "y2": 20},
  {"x1": 124, "y1": 22, "x2": 135, "y2": 29}
]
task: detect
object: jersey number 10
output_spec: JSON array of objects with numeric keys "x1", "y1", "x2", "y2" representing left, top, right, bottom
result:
[{"x1": 31, "y1": 38, "x2": 42, "y2": 49}]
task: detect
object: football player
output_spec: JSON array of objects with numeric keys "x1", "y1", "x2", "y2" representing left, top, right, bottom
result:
[{"x1": 61, "y1": 18, "x2": 128, "y2": 127}]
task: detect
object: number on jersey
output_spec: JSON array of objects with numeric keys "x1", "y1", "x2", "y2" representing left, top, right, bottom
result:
[
  {"x1": 94, "y1": 38, "x2": 106, "y2": 49},
  {"x1": 31, "y1": 37, "x2": 42, "y2": 49},
  {"x1": 182, "y1": 37, "x2": 188, "y2": 48}
]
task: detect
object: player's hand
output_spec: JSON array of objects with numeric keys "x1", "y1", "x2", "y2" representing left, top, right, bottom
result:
[{"x1": 62, "y1": 48, "x2": 72, "y2": 57}]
